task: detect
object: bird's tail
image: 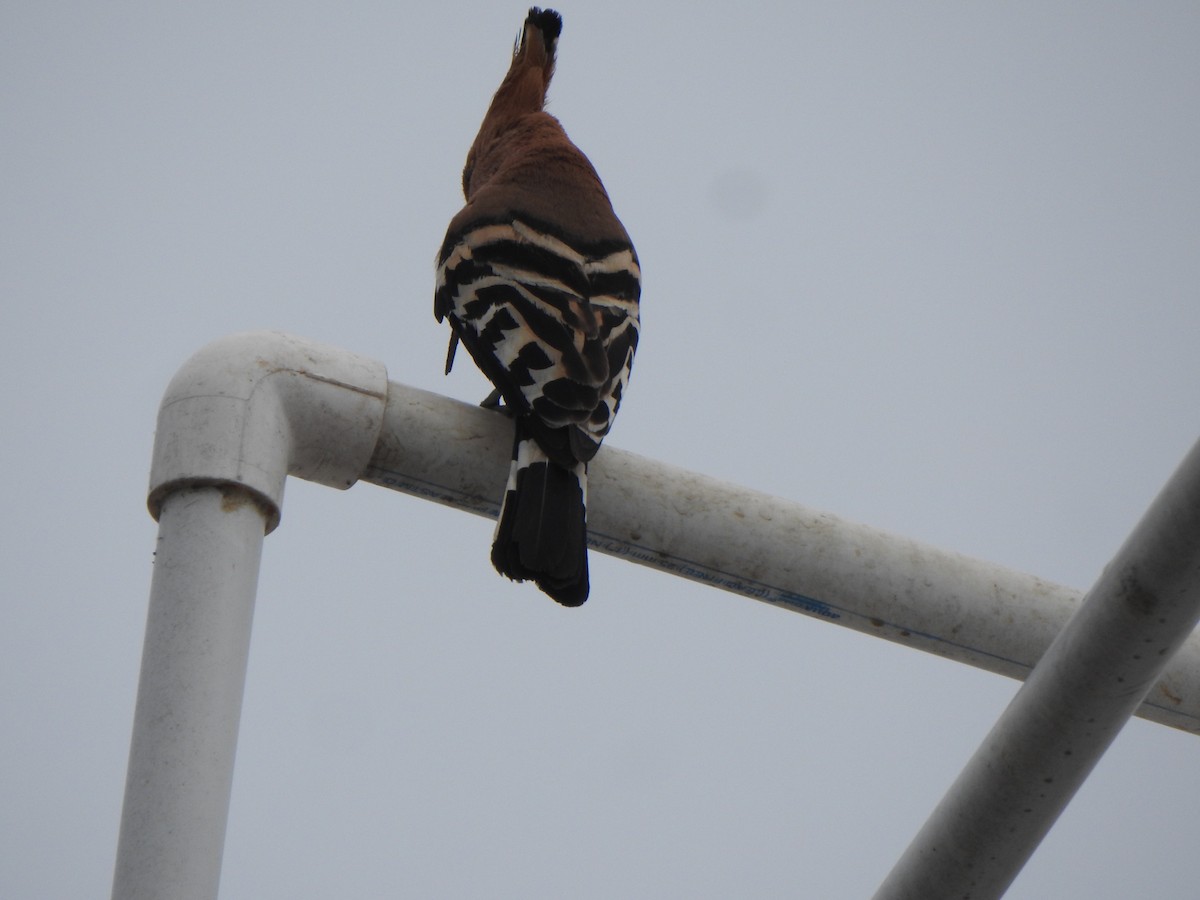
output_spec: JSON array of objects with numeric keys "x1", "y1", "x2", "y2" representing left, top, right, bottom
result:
[{"x1": 491, "y1": 424, "x2": 589, "y2": 606}]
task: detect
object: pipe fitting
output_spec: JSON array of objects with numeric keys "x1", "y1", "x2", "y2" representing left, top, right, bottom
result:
[{"x1": 147, "y1": 331, "x2": 388, "y2": 532}]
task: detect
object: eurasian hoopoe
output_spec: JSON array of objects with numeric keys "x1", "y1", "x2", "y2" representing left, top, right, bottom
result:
[{"x1": 434, "y1": 7, "x2": 641, "y2": 606}]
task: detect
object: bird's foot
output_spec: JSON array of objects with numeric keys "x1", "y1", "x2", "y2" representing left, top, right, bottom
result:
[{"x1": 479, "y1": 388, "x2": 514, "y2": 416}]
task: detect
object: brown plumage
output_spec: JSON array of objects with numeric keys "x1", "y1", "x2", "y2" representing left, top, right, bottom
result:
[{"x1": 435, "y1": 8, "x2": 641, "y2": 605}]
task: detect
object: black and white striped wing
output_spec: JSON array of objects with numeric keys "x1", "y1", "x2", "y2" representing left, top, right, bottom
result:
[
  {"x1": 435, "y1": 217, "x2": 640, "y2": 463},
  {"x1": 574, "y1": 247, "x2": 640, "y2": 458}
]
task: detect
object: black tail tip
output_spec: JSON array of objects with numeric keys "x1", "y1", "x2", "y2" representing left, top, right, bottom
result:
[
  {"x1": 491, "y1": 545, "x2": 590, "y2": 606},
  {"x1": 526, "y1": 7, "x2": 563, "y2": 43},
  {"x1": 538, "y1": 574, "x2": 589, "y2": 607}
]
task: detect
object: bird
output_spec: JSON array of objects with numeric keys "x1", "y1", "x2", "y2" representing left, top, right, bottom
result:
[{"x1": 434, "y1": 7, "x2": 641, "y2": 606}]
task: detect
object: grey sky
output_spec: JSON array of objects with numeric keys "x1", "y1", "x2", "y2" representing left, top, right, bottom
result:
[{"x1": 3, "y1": 2, "x2": 1199, "y2": 897}]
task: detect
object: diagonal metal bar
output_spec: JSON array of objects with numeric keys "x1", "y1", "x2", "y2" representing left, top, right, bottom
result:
[{"x1": 873, "y1": 437, "x2": 1200, "y2": 899}]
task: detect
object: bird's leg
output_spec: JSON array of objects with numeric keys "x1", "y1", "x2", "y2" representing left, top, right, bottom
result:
[{"x1": 480, "y1": 387, "x2": 509, "y2": 412}]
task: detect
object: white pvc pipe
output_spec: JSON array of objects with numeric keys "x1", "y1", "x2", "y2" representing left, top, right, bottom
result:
[
  {"x1": 116, "y1": 332, "x2": 387, "y2": 900},
  {"x1": 112, "y1": 486, "x2": 267, "y2": 900},
  {"x1": 364, "y1": 380, "x2": 1200, "y2": 734},
  {"x1": 873, "y1": 437, "x2": 1200, "y2": 899},
  {"x1": 119, "y1": 331, "x2": 1200, "y2": 899}
]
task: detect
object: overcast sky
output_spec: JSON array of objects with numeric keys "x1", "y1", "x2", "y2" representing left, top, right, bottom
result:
[{"x1": 4, "y1": 2, "x2": 1200, "y2": 897}]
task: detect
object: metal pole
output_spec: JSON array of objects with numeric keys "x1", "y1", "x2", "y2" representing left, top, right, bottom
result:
[
  {"x1": 363, "y1": 380, "x2": 1200, "y2": 734},
  {"x1": 874, "y1": 437, "x2": 1200, "y2": 899},
  {"x1": 112, "y1": 486, "x2": 267, "y2": 900}
]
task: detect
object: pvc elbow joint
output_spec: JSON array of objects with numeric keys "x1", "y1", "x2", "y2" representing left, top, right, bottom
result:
[{"x1": 147, "y1": 331, "x2": 389, "y2": 532}]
